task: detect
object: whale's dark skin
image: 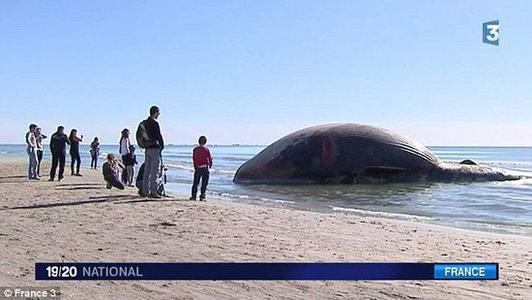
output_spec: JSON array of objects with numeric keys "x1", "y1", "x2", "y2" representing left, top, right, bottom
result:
[{"x1": 233, "y1": 124, "x2": 521, "y2": 184}]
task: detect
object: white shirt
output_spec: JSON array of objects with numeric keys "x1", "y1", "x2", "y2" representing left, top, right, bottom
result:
[
  {"x1": 25, "y1": 131, "x2": 36, "y2": 148},
  {"x1": 119, "y1": 137, "x2": 131, "y2": 155}
]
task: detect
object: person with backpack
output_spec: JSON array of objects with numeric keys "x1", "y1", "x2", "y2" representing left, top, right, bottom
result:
[{"x1": 136, "y1": 105, "x2": 164, "y2": 198}]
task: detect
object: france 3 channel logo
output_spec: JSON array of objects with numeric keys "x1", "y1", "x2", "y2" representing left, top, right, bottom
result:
[{"x1": 483, "y1": 20, "x2": 500, "y2": 46}]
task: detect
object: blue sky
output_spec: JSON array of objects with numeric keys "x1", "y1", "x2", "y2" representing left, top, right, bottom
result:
[{"x1": 1, "y1": 1, "x2": 531, "y2": 145}]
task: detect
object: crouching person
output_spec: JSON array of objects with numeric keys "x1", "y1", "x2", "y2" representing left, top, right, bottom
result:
[{"x1": 102, "y1": 153, "x2": 125, "y2": 190}]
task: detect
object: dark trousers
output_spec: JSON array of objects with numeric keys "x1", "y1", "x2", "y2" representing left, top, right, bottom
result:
[
  {"x1": 121, "y1": 155, "x2": 128, "y2": 182},
  {"x1": 191, "y1": 167, "x2": 209, "y2": 198},
  {"x1": 36, "y1": 150, "x2": 43, "y2": 176},
  {"x1": 91, "y1": 154, "x2": 98, "y2": 169},
  {"x1": 50, "y1": 151, "x2": 66, "y2": 180},
  {"x1": 70, "y1": 151, "x2": 81, "y2": 174}
]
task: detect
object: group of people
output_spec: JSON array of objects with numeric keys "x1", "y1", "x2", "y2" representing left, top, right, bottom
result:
[
  {"x1": 25, "y1": 105, "x2": 213, "y2": 201},
  {"x1": 25, "y1": 125, "x2": 85, "y2": 180}
]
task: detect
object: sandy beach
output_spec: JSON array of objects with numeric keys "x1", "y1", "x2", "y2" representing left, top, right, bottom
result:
[{"x1": 0, "y1": 157, "x2": 530, "y2": 299}]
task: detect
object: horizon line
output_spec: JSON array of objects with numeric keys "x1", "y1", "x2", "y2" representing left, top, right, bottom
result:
[{"x1": 1, "y1": 143, "x2": 531, "y2": 148}]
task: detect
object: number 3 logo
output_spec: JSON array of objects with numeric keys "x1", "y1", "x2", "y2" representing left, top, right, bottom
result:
[{"x1": 483, "y1": 20, "x2": 500, "y2": 46}]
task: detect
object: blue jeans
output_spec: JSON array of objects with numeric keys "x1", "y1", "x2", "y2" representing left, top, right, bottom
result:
[
  {"x1": 91, "y1": 153, "x2": 98, "y2": 169},
  {"x1": 70, "y1": 151, "x2": 81, "y2": 174},
  {"x1": 191, "y1": 167, "x2": 209, "y2": 198},
  {"x1": 27, "y1": 146, "x2": 38, "y2": 178}
]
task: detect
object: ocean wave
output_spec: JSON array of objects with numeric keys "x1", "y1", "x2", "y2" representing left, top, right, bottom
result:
[
  {"x1": 432, "y1": 151, "x2": 497, "y2": 154},
  {"x1": 489, "y1": 176, "x2": 532, "y2": 187},
  {"x1": 331, "y1": 206, "x2": 432, "y2": 221},
  {"x1": 211, "y1": 168, "x2": 236, "y2": 174},
  {"x1": 165, "y1": 163, "x2": 235, "y2": 174},
  {"x1": 163, "y1": 155, "x2": 250, "y2": 162},
  {"x1": 165, "y1": 163, "x2": 195, "y2": 172},
  {"x1": 437, "y1": 155, "x2": 490, "y2": 159},
  {"x1": 210, "y1": 191, "x2": 294, "y2": 204}
]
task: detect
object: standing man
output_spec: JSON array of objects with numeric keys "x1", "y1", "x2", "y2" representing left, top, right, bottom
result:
[
  {"x1": 137, "y1": 106, "x2": 164, "y2": 198},
  {"x1": 25, "y1": 124, "x2": 39, "y2": 180},
  {"x1": 49, "y1": 126, "x2": 70, "y2": 181},
  {"x1": 35, "y1": 127, "x2": 47, "y2": 177}
]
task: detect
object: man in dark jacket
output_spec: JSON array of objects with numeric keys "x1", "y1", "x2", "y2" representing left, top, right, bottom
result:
[
  {"x1": 141, "y1": 106, "x2": 164, "y2": 198},
  {"x1": 49, "y1": 126, "x2": 70, "y2": 181}
]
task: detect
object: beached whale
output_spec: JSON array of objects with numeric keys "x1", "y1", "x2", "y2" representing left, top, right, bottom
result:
[{"x1": 233, "y1": 123, "x2": 521, "y2": 184}]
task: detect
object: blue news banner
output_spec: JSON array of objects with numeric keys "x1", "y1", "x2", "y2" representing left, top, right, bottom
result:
[{"x1": 35, "y1": 263, "x2": 498, "y2": 281}]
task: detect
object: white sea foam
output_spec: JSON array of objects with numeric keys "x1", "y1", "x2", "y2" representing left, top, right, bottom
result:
[
  {"x1": 165, "y1": 163, "x2": 194, "y2": 172},
  {"x1": 210, "y1": 168, "x2": 236, "y2": 174},
  {"x1": 331, "y1": 206, "x2": 432, "y2": 221},
  {"x1": 165, "y1": 163, "x2": 235, "y2": 174},
  {"x1": 211, "y1": 192, "x2": 293, "y2": 204}
]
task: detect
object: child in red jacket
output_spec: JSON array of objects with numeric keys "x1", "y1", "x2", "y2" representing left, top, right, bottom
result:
[{"x1": 190, "y1": 136, "x2": 212, "y2": 201}]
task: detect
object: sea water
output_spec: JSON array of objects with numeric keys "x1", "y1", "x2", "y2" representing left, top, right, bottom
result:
[{"x1": 2, "y1": 144, "x2": 531, "y2": 235}]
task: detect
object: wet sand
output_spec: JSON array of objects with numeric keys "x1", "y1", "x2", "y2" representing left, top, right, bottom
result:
[{"x1": 0, "y1": 157, "x2": 530, "y2": 299}]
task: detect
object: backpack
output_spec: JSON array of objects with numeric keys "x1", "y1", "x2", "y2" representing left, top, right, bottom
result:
[{"x1": 136, "y1": 120, "x2": 152, "y2": 149}]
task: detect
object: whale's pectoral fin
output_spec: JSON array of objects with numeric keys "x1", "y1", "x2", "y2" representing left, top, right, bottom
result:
[
  {"x1": 459, "y1": 159, "x2": 477, "y2": 165},
  {"x1": 358, "y1": 166, "x2": 411, "y2": 183}
]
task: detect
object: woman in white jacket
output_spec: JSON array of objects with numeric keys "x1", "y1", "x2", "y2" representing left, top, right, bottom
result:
[{"x1": 119, "y1": 128, "x2": 131, "y2": 182}]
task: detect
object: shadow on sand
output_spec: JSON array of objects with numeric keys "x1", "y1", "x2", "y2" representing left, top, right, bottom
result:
[
  {"x1": 0, "y1": 175, "x2": 28, "y2": 179},
  {"x1": 0, "y1": 180, "x2": 30, "y2": 184},
  {"x1": 56, "y1": 186, "x2": 104, "y2": 190},
  {"x1": 1, "y1": 192, "x2": 182, "y2": 211},
  {"x1": 3, "y1": 195, "x2": 137, "y2": 210},
  {"x1": 88, "y1": 195, "x2": 136, "y2": 200},
  {"x1": 55, "y1": 183, "x2": 101, "y2": 187},
  {"x1": 114, "y1": 198, "x2": 179, "y2": 205}
]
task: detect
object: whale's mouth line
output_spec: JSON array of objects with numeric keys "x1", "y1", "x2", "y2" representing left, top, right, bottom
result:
[
  {"x1": 356, "y1": 166, "x2": 412, "y2": 184},
  {"x1": 306, "y1": 166, "x2": 413, "y2": 184}
]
